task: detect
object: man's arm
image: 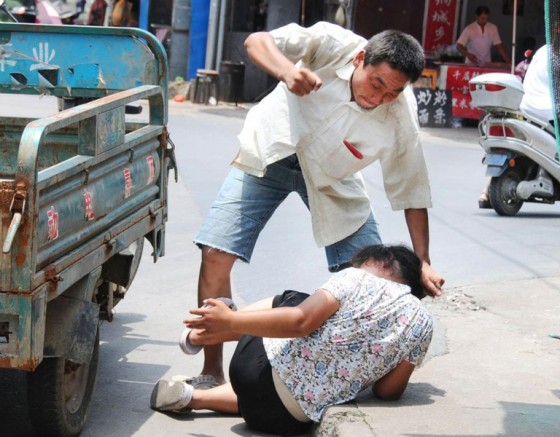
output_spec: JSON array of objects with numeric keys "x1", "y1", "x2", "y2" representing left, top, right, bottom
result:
[
  {"x1": 244, "y1": 31, "x2": 322, "y2": 96},
  {"x1": 495, "y1": 43, "x2": 512, "y2": 64},
  {"x1": 185, "y1": 289, "x2": 340, "y2": 342},
  {"x1": 404, "y1": 208, "x2": 444, "y2": 296},
  {"x1": 456, "y1": 43, "x2": 479, "y2": 64}
]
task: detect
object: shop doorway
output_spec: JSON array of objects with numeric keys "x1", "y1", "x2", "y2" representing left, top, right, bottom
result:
[{"x1": 353, "y1": 0, "x2": 424, "y2": 42}]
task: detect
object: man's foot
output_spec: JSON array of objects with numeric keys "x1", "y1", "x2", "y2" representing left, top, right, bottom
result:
[
  {"x1": 150, "y1": 379, "x2": 194, "y2": 413},
  {"x1": 478, "y1": 194, "x2": 492, "y2": 209}
]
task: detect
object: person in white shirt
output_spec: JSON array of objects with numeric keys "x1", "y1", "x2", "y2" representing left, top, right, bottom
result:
[
  {"x1": 151, "y1": 244, "x2": 433, "y2": 436},
  {"x1": 519, "y1": 45, "x2": 553, "y2": 122},
  {"x1": 456, "y1": 5, "x2": 511, "y2": 66},
  {"x1": 190, "y1": 21, "x2": 444, "y2": 389}
]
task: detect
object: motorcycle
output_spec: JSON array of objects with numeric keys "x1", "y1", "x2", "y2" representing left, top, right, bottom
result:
[{"x1": 469, "y1": 72, "x2": 560, "y2": 216}]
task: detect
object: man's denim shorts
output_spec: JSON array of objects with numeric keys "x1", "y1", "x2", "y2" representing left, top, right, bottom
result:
[{"x1": 193, "y1": 154, "x2": 381, "y2": 272}]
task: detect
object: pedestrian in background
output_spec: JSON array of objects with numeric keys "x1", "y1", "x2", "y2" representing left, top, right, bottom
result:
[{"x1": 456, "y1": 5, "x2": 511, "y2": 66}]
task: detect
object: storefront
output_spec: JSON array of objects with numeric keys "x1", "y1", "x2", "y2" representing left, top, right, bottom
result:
[
  {"x1": 182, "y1": 0, "x2": 545, "y2": 105},
  {"x1": 421, "y1": 0, "x2": 545, "y2": 120}
]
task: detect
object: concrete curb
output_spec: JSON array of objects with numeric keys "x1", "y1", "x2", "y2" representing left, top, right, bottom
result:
[{"x1": 313, "y1": 403, "x2": 375, "y2": 437}]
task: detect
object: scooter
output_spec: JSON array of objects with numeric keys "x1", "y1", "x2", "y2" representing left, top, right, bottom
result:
[{"x1": 469, "y1": 73, "x2": 560, "y2": 215}]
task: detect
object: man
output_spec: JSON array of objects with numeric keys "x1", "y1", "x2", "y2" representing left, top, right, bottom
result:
[
  {"x1": 456, "y1": 5, "x2": 511, "y2": 66},
  {"x1": 191, "y1": 21, "x2": 445, "y2": 388}
]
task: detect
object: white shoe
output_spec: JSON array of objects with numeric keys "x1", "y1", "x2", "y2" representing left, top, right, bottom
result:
[{"x1": 150, "y1": 379, "x2": 194, "y2": 413}]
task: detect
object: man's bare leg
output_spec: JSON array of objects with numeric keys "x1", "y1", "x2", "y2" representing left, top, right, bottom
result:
[{"x1": 197, "y1": 246, "x2": 237, "y2": 384}]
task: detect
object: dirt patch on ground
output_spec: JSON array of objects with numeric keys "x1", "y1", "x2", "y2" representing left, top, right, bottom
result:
[{"x1": 429, "y1": 288, "x2": 486, "y2": 312}]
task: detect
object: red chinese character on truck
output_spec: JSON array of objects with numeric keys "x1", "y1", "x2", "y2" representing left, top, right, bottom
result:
[{"x1": 47, "y1": 206, "x2": 59, "y2": 240}]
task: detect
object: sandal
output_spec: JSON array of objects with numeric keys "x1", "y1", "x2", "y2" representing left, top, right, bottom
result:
[
  {"x1": 189, "y1": 374, "x2": 221, "y2": 389},
  {"x1": 171, "y1": 374, "x2": 222, "y2": 390},
  {"x1": 150, "y1": 379, "x2": 194, "y2": 413}
]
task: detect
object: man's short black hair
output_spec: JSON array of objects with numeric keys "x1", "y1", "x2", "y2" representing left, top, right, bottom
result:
[
  {"x1": 363, "y1": 30, "x2": 425, "y2": 83},
  {"x1": 476, "y1": 5, "x2": 490, "y2": 16}
]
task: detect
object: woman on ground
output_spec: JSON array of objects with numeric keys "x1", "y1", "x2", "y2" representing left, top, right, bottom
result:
[{"x1": 151, "y1": 244, "x2": 433, "y2": 436}]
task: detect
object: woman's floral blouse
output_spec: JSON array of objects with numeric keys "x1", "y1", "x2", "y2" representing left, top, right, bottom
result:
[{"x1": 263, "y1": 267, "x2": 433, "y2": 421}]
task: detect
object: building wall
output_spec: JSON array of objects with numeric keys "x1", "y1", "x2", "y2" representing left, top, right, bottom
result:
[{"x1": 353, "y1": 0, "x2": 425, "y2": 42}]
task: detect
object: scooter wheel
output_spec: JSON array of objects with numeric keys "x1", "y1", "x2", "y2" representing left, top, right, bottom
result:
[{"x1": 489, "y1": 167, "x2": 524, "y2": 216}]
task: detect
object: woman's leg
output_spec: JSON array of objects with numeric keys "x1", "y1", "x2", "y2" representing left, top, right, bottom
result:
[
  {"x1": 189, "y1": 382, "x2": 239, "y2": 414},
  {"x1": 230, "y1": 335, "x2": 312, "y2": 436},
  {"x1": 151, "y1": 380, "x2": 239, "y2": 414}
]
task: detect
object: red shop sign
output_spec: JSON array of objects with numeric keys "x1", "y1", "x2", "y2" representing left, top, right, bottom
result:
[{"x1": 423, "y1": 0, "x2": 459, "y2": 53}]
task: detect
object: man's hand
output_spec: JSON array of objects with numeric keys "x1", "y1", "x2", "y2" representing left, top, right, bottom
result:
[
  {"x1": 421, "y1": 261, "x2": 445, "y2": 297},
  {"x1": 244, "y1": 31, "x2": 322, "y2": 97},
  {"x1": 282, "y1": 67, "x2": 322, "y2": 96},
  {"x1": 466, "y1": 52, "x2": 479, "y2": 64}
]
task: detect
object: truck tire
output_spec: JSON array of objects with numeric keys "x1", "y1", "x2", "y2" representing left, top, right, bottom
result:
[
  {"x1": 27, "y1": 328, "x2": 99, "y2": 437},
  {"x1": 489, "y1": 167, "x2": 524, "y2": 216}
]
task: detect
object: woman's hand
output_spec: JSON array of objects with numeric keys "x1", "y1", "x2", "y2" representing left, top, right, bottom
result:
[{"x1": 184, "y1": 298, "x2": 234, "y2": 334}]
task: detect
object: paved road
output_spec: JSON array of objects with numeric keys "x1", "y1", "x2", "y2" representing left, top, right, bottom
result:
[{"x1": 1, "y1": 97, "x2": 559, "y2": 436}]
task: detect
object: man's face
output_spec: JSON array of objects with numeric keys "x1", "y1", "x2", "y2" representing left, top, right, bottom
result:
[
  {"x1": 350, "y1": 52, "x2": 409, "y2": 110},
  {"x1": 476, "y1": 13, "x2": 489, "y2": 26}
]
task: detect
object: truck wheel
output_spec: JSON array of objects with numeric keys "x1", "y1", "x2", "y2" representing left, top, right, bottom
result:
[
  {"x1": 27, "y1": 329, "x2": 99, "y2": 437},
  {"x1": 489, "y1": 167, "x2": 524, "y2": 216}
]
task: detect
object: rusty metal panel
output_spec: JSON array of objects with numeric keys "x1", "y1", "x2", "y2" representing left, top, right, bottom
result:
[
  {"x1": 0, "y1": 121, "x2": 80, "y2": 176},
  {"x1": 0, "y1": 182, "x2": 15, "y2": 289},
  {"x1": 79, "y1": 106, "x2": 126, "y2": 154},
  {"x1": 43, "y1": 295, "x2": 99, "y2": 365},
  {"x1": 34, "y1": 138, "x2": 162, "y2": 269},
  {"x1": 0, "y1": 288, "x2": 46, "y2": 370},
  {"x1": 0, "y1": 25, "x2": 170, "y2": 377},
  {"x1": 36, "y1": 208, "x2": 165, "y2": 300},
  {"x1": 3, "y1": 85, "x2": 164, "y2": 292}
]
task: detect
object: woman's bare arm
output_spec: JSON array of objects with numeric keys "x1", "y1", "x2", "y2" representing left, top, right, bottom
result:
[
  {"x1": 185, "y1": 289, "x2": 339, "y2": 342},
  {"x1": 372, "y1": 360, "x2": 416, "y2": 400}
]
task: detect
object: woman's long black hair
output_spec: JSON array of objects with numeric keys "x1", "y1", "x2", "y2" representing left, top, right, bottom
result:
[{"x1": 351, "y1": 244, "x2": 424, "y2": 299}]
